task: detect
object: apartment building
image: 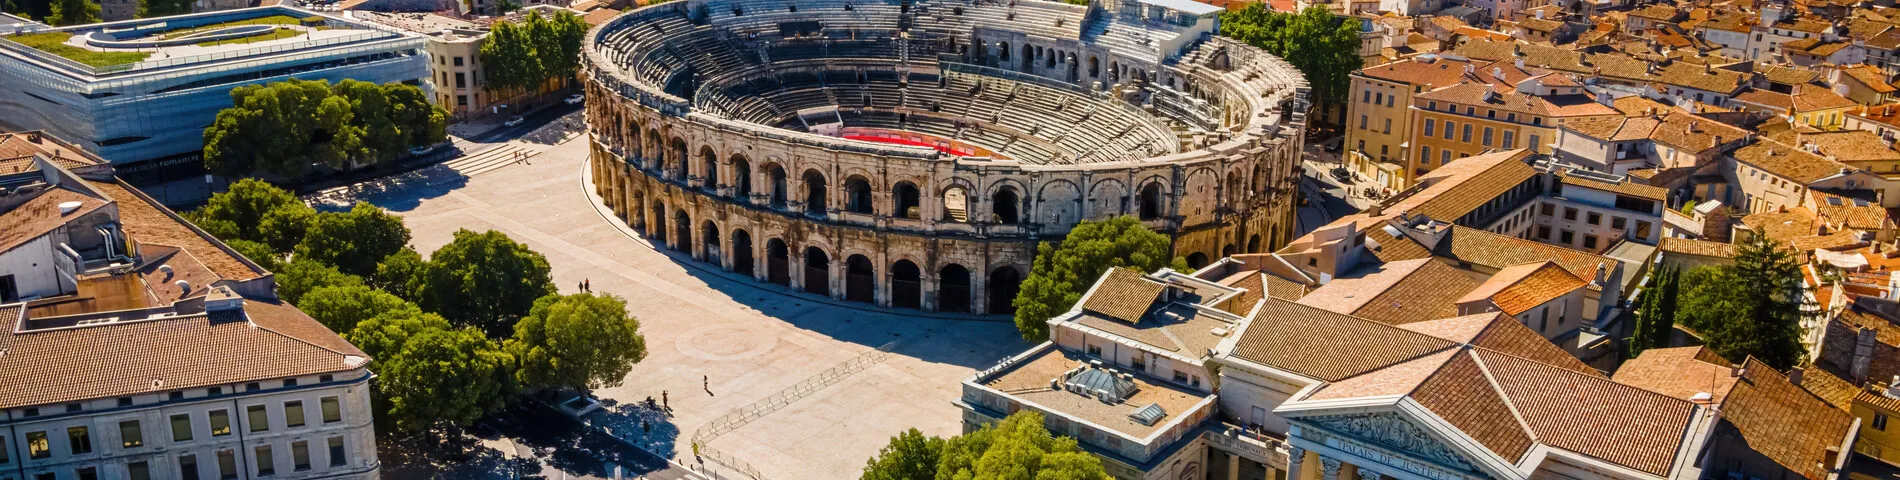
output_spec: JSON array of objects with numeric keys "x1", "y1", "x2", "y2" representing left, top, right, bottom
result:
[
  {"x1": 1406, "y1": 68, "x2": 1618, "y2": 179},
  {"x1": 355, "y1": 11, "x2": 496, "y2": 119},
  {"x1": 1343, "y1": 53, "x2": 1481, "y2": 190},
  {"x1": 0, "y1": 147, "x2": 378, "y2": 480},
  {"x1": 1732, "y1": 84, "x2": 1859, "y2": 130}
]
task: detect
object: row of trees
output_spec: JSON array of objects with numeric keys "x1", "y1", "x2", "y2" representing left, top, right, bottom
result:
[
  {"x1": 860, "y1": 412, "x2": 1109, "y2": 480},
  {"x1": 1011, "y1": 216, "x2": 1186, "y2": 341},
  {"x1": 1629, "y1": 264, "x2": 1681, "y2": 357},
  {"x1": 1629, "y1": 235, "x2": 1810, "y2": 370},
  {"x1": 1219, "y1": 5, "x2": 1363, "y2": 117},
  {"x1": 203, "y1": 79, "x2": 448, "y2": 181},
  {"x1": 190, "y1": 180, "x2": 646, "y2": 433},
  {"x1": 478, "y1": 10, "x2": 588, "y2": 96},
  {"x1": 3, "y1": 0, "x2": 204, "y2": 26}
]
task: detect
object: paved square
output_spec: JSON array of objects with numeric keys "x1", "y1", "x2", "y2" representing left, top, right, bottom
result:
[{"x1": 349, "y1": 132, "x2": 1028, "y2": 480}]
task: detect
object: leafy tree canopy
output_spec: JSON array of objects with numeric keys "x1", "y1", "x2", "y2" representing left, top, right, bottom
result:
[
  {"x1": 1676, "y1": 235, "x2": 1809, "y2": 369},
  {"x1": 189, "y1": 178, "x2": 315, "y2": 252},
  {"x1": 346, "y1": 305, "x2": 453, "y2": 364},
  {"x1": 1012, "y1": 216, "x2": 1181, "y2": 341},
  {"x1": 224, "y1": 238, "x2": 283, "y2": 272},
  {"x1": 295, "y1": 202, "x2": 412, "y2": 277},
  {"x1": 203, "y1": 79, "x2": 445, "y2": 180},
  {"x1": 1219, "y1": 5, "x2": 1361, "y2": 107},
  {"x1": 414, "y1": 229, "x2": 555, "y2": 336},
  {"x1": 479, "y1": 10, "x2": 587, "y2": 93},
  {"x1": 274, "y1": 258, "x2": 362, "y2": 305},
  {"x1": 299, "y1": 284, "x2": 412, "y2": 334},
  {"x1": 374, "y1": 326, "x2": 514, "y2": 433},
  {"x1": 137, "y1": 0, "x2": 190, "y2": 18},
  {"x1": 46, "y1": 0, "x2": 96, "y2": 26},
  {"x1": 860, "y1": 411, "x2": 1108, "y2": 480},
  {"x1": 509, "y1": 293, "x2": 647, "y2": 392},
  {"x1": 374, "y1": 247, "x2": 426, "y2": 300}
]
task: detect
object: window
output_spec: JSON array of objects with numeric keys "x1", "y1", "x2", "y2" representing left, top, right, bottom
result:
[
  {"x1": 321, "y1": 397, "x2": 342, "y2": 424},
  {"x1": 1878, "y1": 413, "x2": 1890, "y2": 430},
  {"x1": 1440, "y1": 150, "x2": 1452, "y2": 165},
  {"x1": 206, "y1": 387, "x2": 219, "y2": 397},
  {"x1": 22, "y1": 408, "x2": 35, "y2": 417},
  {"x1": 217, "y1": 450, "x2": 237, "y2": 480},
  {"x1": 1385, "y1": 95, "x2": 1394, "y2": 107},
  {"x1": 27, "y1": 432, "x2": 48, "y2": 460},
  {"x1": 456, "y1": 94, "x2": 468, "y2": 106},
  {"x1": 1462, "y1": 124, "x2": 1473, "y2": 143},
  {"x1": 284, "y1": 379, "x2": 296, "y2": 388},
  {"x1": 1359, "y1": 115, "x2": 1368, "y2": 130},
  {"x1": 292, "y1": 441, "x2": 311, "y2": 471},
  {"x1": 452, "y1": 56, "x2": 464, "y2": 67},
  {"x1": 1537, "y1": 225, "x2": 1552, "y2": 240},
  {"x1": 1483, "y1": 127, "x2": 1494, "y2": 146},
  {"x1": 1635, "y1": 221, "x2": 1654, "y2": 239},
  {"x1": 1420, "y1": 146, "x2": 1432, "y2": 165},
  {"x1": 210, "y1": 410, "x2": 231, "y2": 437},
  {"x1": 118, "y1": 398, "x2": 132, "y2": 407},
  {"x1": 328, "y1": 437, "x2": 347, "y2": 467},
  {"x1": 1587, "y1": 212, "x2": 1601, "y2": 225},
  {"x1": 68, "y1": 426, "x2": 92, "y2": 455},
  {"x1": 1560, "y1": 230, "x2": 1575, "y2": 244},
  {"x1": 1529, "y1": 134, "x2": 1540, "y2": 148},
  {"x1": 1362, "y1": 90, "x2": 1371, "y2": 103},
  {"x1": 1563, "y1": 208, "x2": 1578, "y2": 221},
  {"x1": 1423, "y1": 119, "x2": 1436, "y2": 136},
  {"x1": 1383, "y1": 118, "x2": 1392, "y2": 134},
  {"x1": 1130, "y1": 355, "x2": 1146, "y2": 371},
  {"x1": 65, "y1": 404, "x2": 80, "y2": 413},
  {"x1": 454, "y1": 72, "x2": 466, "y2": 89},
  {"x1": 169, "y1": 392, "x2": 183, "y2": 401},
  {"x1": 129, "y1": 462, "x2": 150, "y2": 480},
  {"x1": 120, "y1": 420, "x2": 143, "y2": 448},
  {"x1": 1583, "y1": 235, "x2": 1598, "y2": 250},
  {"x1": 76, "y1": 467, "x2": 95, "y2": 480},
  {"x1": 246, "y1": 383, "x2": 260, "y2": 392},
  {"x1": 1375, "y1": 92, "x2": 1383, "y2": 105},
  {"x1": 1444, "y1": 121, "x2": 1456, "y2": 139},
  {"x1": 1086, "y1": 344, "x2": 1102, "y2": 356},
  {"x1": 255, "y1": 445, "x2": 275, "y2": 477},
  {"x1": 0, "y1": 437, "x2": 7, "y2": 463},
  {"x1": 319, "y1": 375, "x2": 333, "y2": 383},
  {"x1": 171, "y1": 414, "x2": 193, "y2": 442},
  {"x1": 1541, "y1": 204, "x2": 1554, "y2": 216},
  {"x1": 281, "y1": 401, "x2": 304, "y2": 429},
  {"x1": 179, "y1": 455, "x2": 200, "y2": 480},
  {"x1": 1611, "y1": 217, "x2": 1627, "y2": 230},
  {"x1": 1172, "y1": 370, "x2": 1189, "y2": 383},
  {"x1": 248, "y1": 405, "x2": 269, "y2": 432}
]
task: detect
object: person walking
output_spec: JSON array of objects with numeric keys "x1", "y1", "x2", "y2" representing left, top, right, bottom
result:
[{"x1": 704, "y1": 375, "x2": 712, "y2": 396}]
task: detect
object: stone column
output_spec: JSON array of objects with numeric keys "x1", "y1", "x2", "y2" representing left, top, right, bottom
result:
[
  {"x1": 1226, "y1": 451, "x2": 1241, "y2": 480},
  {"x1": 1359, "y1": 469, "x2": 1383, "y2": 480},
  {"x1": 1320, "y1": 458, "x2": 1341, "y2": 480},
  {"x1": 1285, "y1": 447, "x2": 1304, "y2": 480}
]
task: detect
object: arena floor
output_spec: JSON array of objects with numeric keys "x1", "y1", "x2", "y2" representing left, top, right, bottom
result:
[{"x1": 365, "y1": 128, "x2": 1029, "y2": 479}]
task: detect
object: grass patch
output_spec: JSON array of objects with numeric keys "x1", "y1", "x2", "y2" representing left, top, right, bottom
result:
[
  {"x1": 160, "y1": 15, "x2": 308, "y2": 39},
  {"x1": 5, "y1": 32, "x2": 151, "y2": 68},
  {"x1": 194, "y1": 27, "x2": 302, "y2": 46}
]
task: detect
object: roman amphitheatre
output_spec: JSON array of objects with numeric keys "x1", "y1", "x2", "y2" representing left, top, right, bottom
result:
[{"x1": 583, "y1": 0, "x2": 1311, "y2": 315}]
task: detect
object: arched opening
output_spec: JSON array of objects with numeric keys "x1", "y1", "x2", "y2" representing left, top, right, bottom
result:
[
  {"x1": 1186, "y1": 252, "x2": 1209, "y2": 269},
  {"x1": 1139, "y1": 183, "x2": 1164, "y2": 220},
  {"x1": 992, "y1": 186, "x2": 1020, "y2": 224},
  {"x1": 845, "y1": 254, "x2": 875, "y2": 303},
  {"x1": 939, "y1": 264, "x2": 971, "y2": 313},
  {"x1": 999, "y1": 41, "x2": 1011, "y2": 61},
  {"x1": 701, "y1": 220, "x2": 721, "y2": 264},
  {"x1": 644, "y1": 129, "x2": 662, "y2": 169},
  {"x1": 1222, "y1": 244, "x2": 1236, "y2": 257},
  {"x1": 631, "y1": 190, "x2": 647, "y2": 232},
  {"x1": 942, "y1": 186, "x2": 969, "y2": 222},
  {"x1": 650, "y1": 200, "x2": 669, "y2": 245},
  {"x1": 673, "y1": 210, "x2": 692, "y2": 253},
  {"x1": 700, "y1": 146, "x2": 719, "y2": 191},
  {"x1": 768, "y1": 164, "x2": 789, "y2": 207},
  {"x1": 669, "y1": 138, "x2": 689, "y2": 180},
  {"x1": 732, "y1": 229, "x2": 754, "y2": 276},
  {"x1": 766, "y1": 239, "x2": 790, "y2": 285},
  {"x1": 843, "y1": 175, "x2": 874, "y2": 214},
  {"x1": 893, "y1": 181, "x2": 921, "y2": 219},
  {"x1": 891, "y1": 260, "x2": 921, "y2": 309},
  {"x1": 987, "y1": 266, "x2": 1022, "y2": 315},
  {"x1": 1020, "y1": 44, "x2": 1032, "y2": 69},
  {"x1": 804, "y1": 247, "x2": 831, "y2": 296},
  {"x1": 1088, "y1": 56, "x2": 1099, "y2": 78},
  {"x1": 1247, "y1": 234, "x2": 1262, "y2": 253},
  {"x1": 732, "y1": 155, "x2": 753, "y2": 200},
  {"x1": 803, "y1": 170, "x2": 829, "y2": 216}
]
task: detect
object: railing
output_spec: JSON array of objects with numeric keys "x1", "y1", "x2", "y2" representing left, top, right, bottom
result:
[
  {"x1": 689, "y1": 341, "x2": 898, "y2": 479},
  {"x1": 0, "y1": 29, "x2": 401, "y2": 77}
]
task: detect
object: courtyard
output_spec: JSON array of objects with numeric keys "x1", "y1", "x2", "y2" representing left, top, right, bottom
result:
[{"x1": 331, "y1": 125, "x2": 1028, "y2": 479}]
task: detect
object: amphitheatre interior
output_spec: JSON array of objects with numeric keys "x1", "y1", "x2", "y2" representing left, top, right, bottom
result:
[{"x1": 584, "y1": 0, "x2": 1311, "y2": 314}]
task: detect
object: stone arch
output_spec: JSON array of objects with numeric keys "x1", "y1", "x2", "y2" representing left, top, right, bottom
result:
[
  {"x1": 804, "y1": 246, "x2": 831, "y2": 296},
  {"x1": 1225, "y1": 169, "x2": 1247, "y2": 206},
  {"x1": 650, "y1": 199, "x2": 669, "y2": 245},
  {"x1": 731, "y1": 154, "x2": 753, "y2": 200},
  {"x1": 1020, "y1": 44, "x2": 1032, "y2": 69},
  {"x1": 987, "y1": 265, "x2": 1023, "y2": 315},
  {"x1": 766, "y1": 238, "x2": 791, "y2": 285},
  {"x1": 892, "y1": 181, "x2": 922, "y2": 219},
  {"x1": 845, "y1": 254, "x2": 875, "y2": 303},
  {"x1": 999, "y1": 41, "x2": 1011, "y2": 61},
  {"x1": 802, "y1": 169, "x2": 829, "y2": 216},
  {"x1": 672, "y1": 209, "x2": 692, "y2": 253},
  {"x1": 1186, "y1": 252, "x2": 1210, "y2": 269},
  {"x1": 732, "y1": 228, "x2": 754, "y2": 276},
  {"x1": 766, "y1": 162, "x2": 789, "y2": 207},
  {"x1": 1222, "y1": 244, "x2": 1236, "y2": 257},
  {"x1": 843, "y1": 175, "x2": 874, "y2": 214},
  {"x1": 699, "y1": 145, "x2": 719, "y2": 190},
  {"x1": 1182, "y1": 168, "x2": 1219, "y2": 224},
  {"x1": 991, "y1": 185, "x2": 1022, "y2": 225},
  {"x1": 1088, "y1": 179, "x2": 1126, "y2": 219},
  {"x1": 701, "y1": 219, "x2": 721, "y2": 264},
  {"x1": 630, "y1": 190, "x2": 648, "y2": 232},
  {"x1": 939, "y1": 263, "x2": 972, "y2": 313},
  {"x1": 1247, "y1": 234, "x2": 1262, "y2": 253},
  {"x1": 1088, "y1": 55, "x2": 1099, "y2": 78},
  {"x1": 1036, "y1": 180, "x2": 1081, "y2": 226},
  {"x1": 669, "y1": 137, "x2": 689, "y2": 180},
  {"x1": 891, "y1": 259, "x2": 921, "y2": 309},
  {"x1": 1138, "y1": 181, "x2": 1165, "y2": 220},
  {"x1": 644, "y1": 129, "x2": 663, "y2": 169}
]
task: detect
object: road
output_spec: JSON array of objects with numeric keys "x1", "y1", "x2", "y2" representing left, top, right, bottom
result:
[{"x1": 1293, "y1": 139, "x2": 1368, "y2": 238}]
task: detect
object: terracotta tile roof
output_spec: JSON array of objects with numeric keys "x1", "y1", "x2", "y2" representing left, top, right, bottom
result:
[
  {"x1": 1476, "y1": 349, "x2": 1697, "y2": 476},
  {"x1": 94, "y1": 181, "x2": 265, "y2": 281},
  {"x1": 1465, "y1": 313, "x2": 1600, "y2": 375},
  {"x1": 1080, "y1": 268, "x2": 1167, "y2": 323},
  {"x1": 1797, "y1": 130, "x2": 1900, "y2": 163},
  {"x1": 1694, "y1": 11, "x2": 1753, "y2": 32},
  {"x1": 1658, "y1": 237, "x2": 1738, "y2": 258},
  {"x1": 1434, "y1": 227, "x2": 1613, "y2": 288},
  {"x1": 1840, "y1": 64, "x2": 1898, "y2": 94},
  {"x1": 1799, "y1": 367, "x2": 1859, "y2": 411},
  {"x1": 1790, "y1": 85, "x2": 1859, "y2": 111},
  {"x1": 1613, "y1": 96, "x2": 1676, "y2": 116},
  {"x1": 1417, "y1": 82, "x2": 1619, "y2": 118},
  {"x1": 1742, "y1": 209, "x2": 1820, "y2": 241},
  {"x1": 1644, "y1": 110, "x2": 1750, "y2": 153},
  {"x1": 1612, "y1": 346, "x2": 1738, "y2": 403},
  {"x1": 1790, "y1": 230, "x2": 1865, "y2": 252},
  {"x1": 1720, "y1": 358, "x2": 1857, "y2": 480},
  {"x1": 1734, "y1": 89, "x2": 1796, "y2": 111},
  {"x1": 0, "y1": 132, "x2": 104, "y2": 167},
  {"x1": 1812, "y1": 191, "x2": 1890, "y2": 230},
  {"x1": 1752, "y1": 63, "x2": 1824, "y2": 86},
  {"x1": 1357, "y1": 56, "x2": 1483, "y2": 88},
  {"x1": 1629, "y1": 4, "x2": 1681, "y2": 20},
  {"x1": 1347, "y1": 260, "x2": 1485, "y2": 325},
  {"x1": 0, "y1": 186, "x2": 110, "y2": 255},
  {"x1": 581, "y1": 7, "x2": 620, "y2": 26},
  {"x1": 1307, "y1": 348, "x2": 1458, "y2": 400},
  {"x1": 1589, "y1": 54, "x2": 1750, "y2": 94},
  {"x1": 1557, "y1": 171, "x2": 1668, "y2": 201},
  {"x1": 1517, "y1": 17, "x2": 1562, "y2": 32},
  {"x1": 0, "y1": 299, "x2": 364, "y2": 409},
  {"x1": 1730, "y1": 140, "x2": 1854, "y2": 184},
  {"x1": 1459, "y1": 261, "x2": 1587, "y2": 315},
  {"x1": 1407, "y1": 149, "x2": 1540, "y2": 221},
  {"x1": 1409, "y1": 351, "x2": 1536, "y2": 460},
  {"x1": 1229, "y1": 299, "x2": 1456, "y2": 381},
  {"x1": 1364, "y1": 225, "x2": 1434, "y2": 263}
]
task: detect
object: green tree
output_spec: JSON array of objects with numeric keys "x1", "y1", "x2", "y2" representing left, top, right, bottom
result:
[
  {"x1": 374, "y1": 247, "x2": 426, "y2": 300},
  {"x1": 374, "y1": 326, "x2": 514, "y2": 432},
  {"x1": 347, "y1": 305, "x2": 453, "y2": 362},
  {"x1": 479, "y1": 18, "x2": 542, "y2": 94},
  {"x1": 298, "y1": 285, "x2": 412, "y2": 333},
  {"x1": 224, "y1": 239, "x2": 283, "y2": 272},
  {"x1": 274, "y1": 258, "x2": 362, "y2": 305},
  {"x1": 1219, "y1": 5, "x2": 1362, "y2": 109},
  {"x1": 413, "y1": 229, "x2": 555, "y2": 336},
  {"x1": 534, "y1": 10, "x2": 589, "y2": 82},
  {"x1": 203, "y1": 79, "x2": 359, "y2": 179},
  {"x1": 1630, "y1": 265, "x2": 1681, "y2": 356},
  {"x1": 189, "y1": 178, "x2": 315, "y2": 252},
  {"x1": 1012, "y1": 216, "x2": 1182, "y2": 341},
  {"x1": 1677, "y1": 235, "x2": 1809, "y2": 369},
  {"x1": 45, "y1": 0, "x2": 96, "y2": 25},
  {"x1": 935, "y1": 411, "x2": 1107, "y2": 480},
  {"x1": 295, "y1": 202, "x2": 412, "y2": 277},
  {"x1": 137, "y1": 0, "x2": 190, "y2": 18},
  {"x1": 860, "y1": 428, "x2": 945, "y2": 480},
  {"x1": 508, "y1": 293, "x2": 647, "y2": 392}
]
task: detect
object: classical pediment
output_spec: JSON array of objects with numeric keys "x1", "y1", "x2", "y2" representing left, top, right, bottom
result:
[{"x1": 1297, "y1": 412, "x2": 1490, "y2": 478}]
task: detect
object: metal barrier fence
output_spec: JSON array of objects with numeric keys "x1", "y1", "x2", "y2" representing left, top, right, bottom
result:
[{"x1": 690, "y1": 341, "x2": 898, "y2": 480}]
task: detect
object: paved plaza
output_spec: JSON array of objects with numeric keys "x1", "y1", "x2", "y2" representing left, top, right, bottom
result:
[{"x1": 332, "y1": 126, "x2": 1028, "y2": 480}]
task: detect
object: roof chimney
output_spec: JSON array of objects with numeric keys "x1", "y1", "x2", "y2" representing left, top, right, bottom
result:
[
  {"x1": 1516, "y1": 58, "x2": 1526, "y2": 69},
  {"x1": 1466, "y1": 63, "x2": 1476, "y2": 75},
  {"x1": 1493, "y1": 66, "x2": 1504, "y2": 79}
]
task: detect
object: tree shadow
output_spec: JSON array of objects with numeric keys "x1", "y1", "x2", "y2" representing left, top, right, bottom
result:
[
  {"x1": 481, "y1": 403, "x2": 679, "y2": 479},
  {"x1": 304, "y1": 160, "x2": 471, "y2": 213},
  {"x1": 376, "y1": 428, "x2": 545, "y2": 480}
]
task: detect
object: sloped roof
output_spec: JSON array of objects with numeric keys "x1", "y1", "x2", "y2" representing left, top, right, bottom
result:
[
  {"x1": 1730, "y1": 140, "x2": 1853, "y2": 184},
  {"x1": 1298, "y1": 259, "x2": 1482, "y2": 325},
  {"x1": 1459, "y1": 261, "x2": 1587, "y2": 315},
  {"x1": 1229, "y1": 299, "x2": 1456, "y2": 382},
  {"x1": 1612, "y1": 346, "x2": 1739, "y2": 404},
  {"x1": 0, "y1": 185, "x2": 109, "y2": 255},
  {"x1": 1720, "y1": 358, "x2": 1857, "y2": 480},
  {"x1": 1475, "y1": 349, "x2": 1697, "y2": 475},
  {"x1": 1407, "y1": 149, "x2": 1540, "y2": 221},
  {"x1": 1081, "y1": 268, "x2": 1167, "y2": 322}
]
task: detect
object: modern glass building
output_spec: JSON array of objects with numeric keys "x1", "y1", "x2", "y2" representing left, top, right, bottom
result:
[{"x1": 0, "y1": 6, "x2": 431, "y2": 174}]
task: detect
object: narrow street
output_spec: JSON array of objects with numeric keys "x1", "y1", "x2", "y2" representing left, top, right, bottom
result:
[{"x1": 1293, "y1": 136, "x2": 1371, "y2": 238}]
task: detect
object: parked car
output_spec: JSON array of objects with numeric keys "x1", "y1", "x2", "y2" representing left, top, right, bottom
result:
[
  {"x1": 504, "y1": 115, "x2": 526, "y2": 127},
  {"x1": 408, "y1": 143, "x2": 441, "y2": 156},
  {"x1": 564, "y1": 93, "x2": 585, "y2": 105}
]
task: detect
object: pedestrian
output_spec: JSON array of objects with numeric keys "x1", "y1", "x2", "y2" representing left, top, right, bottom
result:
[
  {"x1": 641, "y1": 420, "x2": 650, "y2": 435},
  {"x1": 579, "y1": 280, "x2": 585, "y2": 292},
  {"x1": 662, "y1": 390, "x2": 669, "y2": 411},
  {"x1": 584, "y1": 278, "x2": 591, "y2": 292},
  {"x1": 704, "y1": 375, "x2": 712, "y2": 396}
]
